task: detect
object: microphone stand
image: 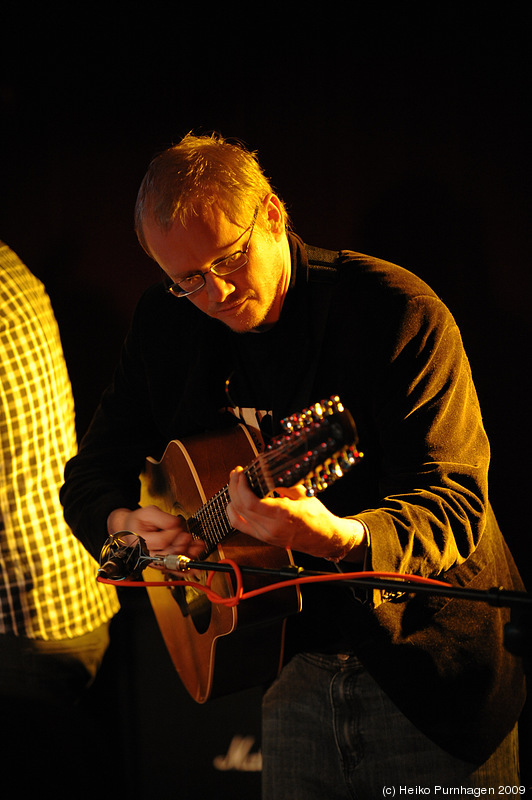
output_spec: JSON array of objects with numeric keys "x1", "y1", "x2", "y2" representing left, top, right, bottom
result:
[
  {"x1": 152, "y1": 555, "x2": 532, "y2": 663},
  {"x1": 99, "y1": 536, "x2": 531, "y2": 662},
  {"x1": 159, "y1": 556, "x2": 527, "y2": 602}
]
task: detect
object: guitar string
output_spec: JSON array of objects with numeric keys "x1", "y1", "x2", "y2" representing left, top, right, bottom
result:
[
  {"x1": 187, "y1": 454, "x2": 270, "y2": 552},
  {"x1": 187, "y1": 438, "x2": 356, "y2": 554},
  {"x1": 190, "y1": 441, "x2": 356, "y2": 547},
  {"x1": 185, "y1": 404, "x2": 356, "y2": 553}
]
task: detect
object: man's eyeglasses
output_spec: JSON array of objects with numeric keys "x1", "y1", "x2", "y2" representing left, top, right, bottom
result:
[{"x1": 166, "y1": 206, "x2": 259, "y2": 298}]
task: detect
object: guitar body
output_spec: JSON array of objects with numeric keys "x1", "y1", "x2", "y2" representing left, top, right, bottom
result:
[{"x1": 140, "y1": 424, "x2": 302, "y2": 703}]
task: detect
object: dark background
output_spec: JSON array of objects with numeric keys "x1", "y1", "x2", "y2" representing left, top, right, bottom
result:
[{"x1": 1, "y1": 7, "x2": 530, "y2": 796}]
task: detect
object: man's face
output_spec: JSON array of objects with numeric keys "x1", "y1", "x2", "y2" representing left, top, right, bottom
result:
[{"x1": 142, "y1": 196, "x2": 291, "y2": 333}]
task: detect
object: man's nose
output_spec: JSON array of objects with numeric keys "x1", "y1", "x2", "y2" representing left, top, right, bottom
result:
[{"x1": 205, "y1": 271, "x2": 236, "y2": 302}]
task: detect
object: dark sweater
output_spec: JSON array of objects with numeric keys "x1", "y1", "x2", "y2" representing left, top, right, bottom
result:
[{"x1": 61, "y1": 232, "x2": 526, "y2": 763}]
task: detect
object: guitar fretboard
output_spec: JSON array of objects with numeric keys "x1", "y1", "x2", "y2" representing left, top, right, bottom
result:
[{"x1": 187, "y1": 458, "x2": 269, "y2": 556}]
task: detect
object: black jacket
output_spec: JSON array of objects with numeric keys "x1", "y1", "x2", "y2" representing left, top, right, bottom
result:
[{"x1": 62, "y1": 232, "x2": 526, "y2": 763}]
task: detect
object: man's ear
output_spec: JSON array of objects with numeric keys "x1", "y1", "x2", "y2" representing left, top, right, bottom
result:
[{"x1": 263, "y1": 194, "x2": 285, "y2": 237}]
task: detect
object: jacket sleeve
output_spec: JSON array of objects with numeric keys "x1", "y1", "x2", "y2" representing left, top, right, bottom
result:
[
  {"x1": 61, "y1": 291, "x2": 168, "y2": 561},
  {"x1": 351, "y1": 291, "x2": 491, "y2": 578}
]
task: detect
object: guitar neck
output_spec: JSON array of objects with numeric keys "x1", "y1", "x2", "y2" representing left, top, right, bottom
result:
[
  {"x1": 185, "y1": 398, "x2": 360, "y2": 557},
  {"x1": 187, "y1": 461, "x2": 266, "y2": 556}
]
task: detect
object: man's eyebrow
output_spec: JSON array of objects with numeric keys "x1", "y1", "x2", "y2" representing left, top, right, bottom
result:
[
  {"x1": 175, "y1": 246, "x2": 237, "y2": 280},
  {"x1": 173, "y1": 226, "x2": 248, "y2": 279}
]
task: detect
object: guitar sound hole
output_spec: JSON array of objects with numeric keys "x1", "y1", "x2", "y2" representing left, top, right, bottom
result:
[{"x1": 171, "y1": 582, "x2": 212, "y2": 635}]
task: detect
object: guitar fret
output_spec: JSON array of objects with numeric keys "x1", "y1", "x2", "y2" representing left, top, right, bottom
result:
[
  {"x1": 245, "y1": 457, "x2": 271, "y2": 499},
  {"x1": 188, "y1": 460, "x2": 274, "y2": 554},
  {"x1": 189, "y1": 487, "x2": 234, "y2": 554},
  {"x1": 210, "y1": 491, "x2": 232, "y2": 540}
]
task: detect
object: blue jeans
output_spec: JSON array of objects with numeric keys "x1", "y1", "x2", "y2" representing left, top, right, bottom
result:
[{"x1": 262, "y1": 652, "x2": 520, "y2": 799}]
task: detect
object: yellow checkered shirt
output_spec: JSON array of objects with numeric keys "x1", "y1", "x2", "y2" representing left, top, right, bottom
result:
[{"x1": 1, "y1": 242, "x2": 119, "y2": 639}]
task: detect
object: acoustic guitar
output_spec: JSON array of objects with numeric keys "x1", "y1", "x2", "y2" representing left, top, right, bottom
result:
[{"x1": 140, "y1": 397, "x2": 360, "y2": 703}]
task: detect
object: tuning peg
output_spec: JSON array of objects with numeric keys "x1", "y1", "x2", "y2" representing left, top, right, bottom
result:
[
  {"x1": 303, "y1": 480, "x2": 317, "y2": 497},
  {"x1": 280, "y1": 413, "x2": 303, "y2": 432}
]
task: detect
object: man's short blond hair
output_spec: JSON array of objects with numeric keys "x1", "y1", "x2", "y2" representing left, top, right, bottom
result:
[{"x1": 135, "y1": 132, "x2": 289, "y2": 254}]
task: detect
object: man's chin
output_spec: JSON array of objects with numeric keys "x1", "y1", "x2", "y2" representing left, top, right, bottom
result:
[{"x1": 214, "y1": 298, "x2": 266, "y2": 333}]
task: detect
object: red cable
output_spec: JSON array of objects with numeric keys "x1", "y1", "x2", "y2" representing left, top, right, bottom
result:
[{"x1": 97, "y1": 560, "x2": 451, "y2": 607}]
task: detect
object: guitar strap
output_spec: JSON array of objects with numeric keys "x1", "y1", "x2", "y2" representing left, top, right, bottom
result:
[
  {"x1": 305, "y1": 244, "x2": 342, "y2": 325},
  {"x1": 301, "y1": 245, "x2": 367, "y2": 582},
  {"x1": 305, "y1": 243, "x2": 342, "y2": 283},
  {"x1": 297, "y1": 243, "x2": 343, "y2": 405}
]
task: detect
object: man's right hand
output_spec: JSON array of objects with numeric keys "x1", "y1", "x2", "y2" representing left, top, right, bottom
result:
[{"x1": 107, "y1": 505, "x2": 205, "y2": 560}]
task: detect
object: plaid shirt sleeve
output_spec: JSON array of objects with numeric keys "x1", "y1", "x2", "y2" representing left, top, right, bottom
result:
[{"x1": 0, "y1": 242, "x2": 119, "y2": 639}]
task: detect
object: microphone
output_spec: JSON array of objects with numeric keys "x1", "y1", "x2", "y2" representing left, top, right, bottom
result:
[
  {"x1": 97, "y1": 533, "x2": 196, "y2": 580},
  {"x1": 98, "y1": 533, "x2": 149, "y2": 580}
]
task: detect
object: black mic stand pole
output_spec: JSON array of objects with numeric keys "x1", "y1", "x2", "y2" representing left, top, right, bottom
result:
[{"x1": 154, "y1": 555, "x2": 532, "y2": 664}]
